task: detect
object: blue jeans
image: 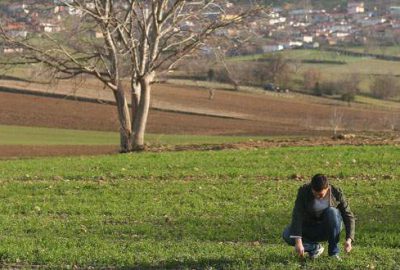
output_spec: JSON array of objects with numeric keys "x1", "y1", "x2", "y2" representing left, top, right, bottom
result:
[{"x1": 282, "y1": 207, "x2": 343, "y2": 256}]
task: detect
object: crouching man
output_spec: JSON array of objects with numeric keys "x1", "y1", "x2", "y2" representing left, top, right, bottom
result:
[{"x1": 282, "y1": 174, "x2": 355, "y2": 260}]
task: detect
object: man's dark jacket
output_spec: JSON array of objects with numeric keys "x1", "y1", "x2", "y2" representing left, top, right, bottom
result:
[{"x1": 291, "y1": 184, "x2": 355, "y2": 241}]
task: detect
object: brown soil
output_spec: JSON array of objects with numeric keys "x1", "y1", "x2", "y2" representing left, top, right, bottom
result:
[
  {"x1": 0, "y1": 145, "x2": 118, "y2": 159},
  {"x1": 0, "y1": 90, "x2": 317, "y2": 136},
  {"x1": 1, "y1": 81, "x2": 399, "y2": 158}
]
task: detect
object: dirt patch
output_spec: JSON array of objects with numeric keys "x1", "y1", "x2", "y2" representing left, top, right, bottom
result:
[
  {"x1": 151, "y1": 134, "x2": 400, "y2": 152},
  {"x1": 1, "y1": 80, "x2": 400, "y2": 135},
  {"x1": 0, "y1": 91, "x2": 320, "y2": 136},
  {"x1": 1, "y1": 80, "x2": 400, "y2": 158},
  {"x1": 0, "y1": 145, "x2": 119, "y2": 159},
  {"x1": 2, "y1": 134, "x2": 398, "y2": 159}
]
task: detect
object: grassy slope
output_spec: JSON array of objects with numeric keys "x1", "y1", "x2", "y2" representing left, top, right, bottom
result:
[
  {"x1": 0, "y1": 125, "x2": 269, "y2": 146},
  {"x1": 231, "y1": 49, "x2": 400, "y2": 96},
  {"x1": 232, "y1": 50, "x2": 400, "y2": 77},
  {"x1": 0, "y1": 145, "x2": 399, "y2": 269},
  {"x1": 355, "y1": 95, "x2": 400, "y2": 110},
  {"x1": 231, "y1": 50, "x2": 361, "y2": 63},
  {"x1": 346, "y1": 46, "x2": 400, "y2": 57}
]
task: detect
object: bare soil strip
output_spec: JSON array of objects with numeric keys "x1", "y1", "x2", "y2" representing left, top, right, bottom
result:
[
  {"x1": 1, "y1": 79, "x2": 400, "y2": 158},
  {"x1": 0, "y1": 145, "x2": 118, "y2": 159},
  {"x1": 0, "y1": 81, "x2": 249, "y2": 120},
  {"x1": 1, "y1": 134, "x2": 398, "y2": 159},
  {"x1": 143, "y1": 133, "x2": 400, "y2": 152},
  {"x1": 0, "y1": 91, "x2": 316, "y2": 136}
]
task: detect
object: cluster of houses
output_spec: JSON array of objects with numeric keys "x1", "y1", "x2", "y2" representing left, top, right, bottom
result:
[
  {"x1": 1, "y1": 1, "x2": 400, "y2": 55},
  {"x1": 0, "y1": 1, "x2": 69, "y2": 37},
  {"x1": 248, "y1": 1, "x2": 400, "y2": 54}
]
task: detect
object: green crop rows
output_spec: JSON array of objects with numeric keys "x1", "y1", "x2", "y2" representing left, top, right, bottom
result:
[{"x1": 0, "y1": 145, "x2": 398, "y2": 269}]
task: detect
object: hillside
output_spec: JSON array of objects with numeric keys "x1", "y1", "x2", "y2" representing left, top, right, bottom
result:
[
  {"x1": 235, "y1": 0, "x2": 398, "y2": 11},
  {"x1": 1, "y1": 79, "x2": 399, "y2": 138},
  {"x1": 2, "y1": 0, "x2": 395, "y2": 12}
]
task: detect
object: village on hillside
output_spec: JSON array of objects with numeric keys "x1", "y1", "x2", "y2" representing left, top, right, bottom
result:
[
  {"x1": 0, "y1": 0, "x2": 400, "y2": 55},
  {"x1": 1, "y1": 1, "x2": 400, "y2": 55}
]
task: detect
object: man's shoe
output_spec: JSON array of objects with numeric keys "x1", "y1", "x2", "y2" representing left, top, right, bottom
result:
[
  {"x1": 309, "y1": 244, "x2": 324, "y2": 259},
  {"x1": 330, "y1": 254, "x2": 342, "y2": 261}
]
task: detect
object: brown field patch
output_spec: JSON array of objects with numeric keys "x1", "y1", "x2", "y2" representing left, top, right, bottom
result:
[
  {"x1": 0, "y1": 145, "x2": 118, "y2": 159},
  {"x1": 1, "y1": 79, "x2": 400, "y2": 158}
]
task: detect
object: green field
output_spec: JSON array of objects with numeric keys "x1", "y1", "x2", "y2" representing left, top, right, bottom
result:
[
  {"x1": 0, "y1": 125, "x2": 269, "y2": 146},
  {"x1": 346, "y1": 46, "x2": 400, "y2": 57},
  {"x1": 354, "y1": 95, "x2": 400, "y2": 110},
  {"x1": 239, "y1": 49, "x2": 400, "y2": 78},
  {"x1": 230, "y1": 50, "x2": 362, "y2": 63},
  {"x1": 0, "y1": 145, "x2": 399, "y2": 269},
  {"x1": 231, "y1": 49, "x2": 400, "y2": 96}
]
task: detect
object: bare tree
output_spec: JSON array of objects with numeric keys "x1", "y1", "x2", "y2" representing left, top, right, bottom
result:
[
  {"x1": 338, "y1": 75, "x2": 360, "y2": 106},
  {"x1": 1, "y1": 0, "x2": 261, "y2": 152},
  {"x1": 303, "y1": 68, "x2": 322, "y2": 92},
  {"x1": 267, "y1": 54, "x2": 292, "y2": 89},
  {"x1": 213, "y1": 47, "x2": 241, "y2": 90},
  {"x1": 330, "y1": 107, "x2": 344, "y2": 136},
  {"x1": 292, "y1": 59, "x2": 303, "y2": 74},
  {"x1": 382, "y1": 110, "x2": 399, "y2": 131},
  {"x1": 371, "y1": 74, "x2": 398, "y2": 100}
]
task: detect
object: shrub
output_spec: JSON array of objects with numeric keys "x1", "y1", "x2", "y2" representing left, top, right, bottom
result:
[
  {"x1": 315, "y1": 76, "x2": 360, "y2": 100},
  {"x1": 341, "y1": 92, "x2": 355, "y2": 103},
  {"x1": 303, "y1": 68, "x2": 322, "y2": 92},
  {"x1": 371, "y1": 75, "x2": 398, "y2": 100},
  {"x1": 338, "y1": 75, "x2": 360, "y2": 105},
  {"x1": 318, "y1": 81, "x2": 341, "y2": 95}
]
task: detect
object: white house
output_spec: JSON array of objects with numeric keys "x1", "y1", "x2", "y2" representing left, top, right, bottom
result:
[
  {"x1": 269, "y1": 17, "x2": 287, "y2": 25},
  {"x1": 329, "y1": 25, "x2": 352, "y2": 33},
  {"x1": 390, "y1": 7, "x2": 400, "y2": 17},
  {"x1": 2, "y1": 47, "x2": 24, "y2": 54},
  {"x1": 332, "y1": 32, "x2": 350, "y2": 38},
  {"x1": 283, "y1": 41, "x2": 303, "y2": 49},
  {"x1": 262, "y1": 44, "x2": 284, "y2": 53},
  {"x1": 359, "y1": 18, "x2": 387, "y2": 27},
  {"x1": 348, "y1": 2, "x2": 364, "y2": 14},
  {"x1": 41, "y1": 23, "x2": 61, "y2": 33},
  {"x1": 303, "y1": 36, "x2": 313, "y2": 43}
]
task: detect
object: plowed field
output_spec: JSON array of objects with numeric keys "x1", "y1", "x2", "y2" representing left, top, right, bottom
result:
[{"x1": 1, "y1": 80, "x2": 399, "y2": 157}]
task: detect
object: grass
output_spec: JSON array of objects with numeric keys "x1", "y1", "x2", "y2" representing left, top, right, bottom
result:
[
  {"x1": 354, "y1": 95, "x2": 400, "y2": 110},
  {"x1": 0, "y1": 124, "x2": 270, "y2": 146},
  {"x1": 303, "y1": 58, "x2": 400, "y2": 77},
  {"x1": 345, "y1": 46, "x2": 400, "y2": 57},
  {"x1": 229, "y1": 50, "x2": 361, "y2": 63},
  {"x1": 230, "y1": 49, "x2": 400, "y2": 96},
  {"x1": 0, "y1": 145, "x2": 399, "y2": 269}
]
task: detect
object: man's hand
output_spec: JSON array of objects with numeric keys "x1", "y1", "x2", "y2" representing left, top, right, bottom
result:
[
  {"x1": 295, "y1": 238, "x2": 305, "y2": 257},
  {"x1": 344, "y1": 238, "x2": 352, "y2": 253}
]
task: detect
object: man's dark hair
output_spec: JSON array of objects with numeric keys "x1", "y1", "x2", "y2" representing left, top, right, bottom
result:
[{"x1": 311, "y1": 174, "x2": 329, "y2": 191}]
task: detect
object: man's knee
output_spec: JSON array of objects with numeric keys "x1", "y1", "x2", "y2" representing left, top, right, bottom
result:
[
  {"x1": 324, "y1": 207, "x2": 340, "y2": 218},
  {"x1": 324, "y1": 207, "x2": 342, "y2": 226}
]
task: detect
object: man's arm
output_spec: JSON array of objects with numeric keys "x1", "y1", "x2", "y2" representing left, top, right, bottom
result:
[
  {"x1": 290, "y1": 186, "x2": 306, "y2": 238},
  {"x1": 295, "y1": 238, "x2": 305, "y2": 257},
  {"x1": 345, "y1": 238, "x2": 352, "y2": 253},
  {"x1": 291, "y1": 187, "x2": 306, "y2": 256},
  {"x1": 337, "y1": 188, "x2": 355, "y2": 242}
]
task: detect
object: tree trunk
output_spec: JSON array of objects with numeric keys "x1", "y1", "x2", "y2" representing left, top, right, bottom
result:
[
  {"x1": 113, "y1": 87, "x2": 132, "y2": 153},
  {"x1": 131, "y1": 81, "x2": 141, "y2": 129},
  {"x1": 132, "y1": 74, "x2": 152, "y2": 151}
]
